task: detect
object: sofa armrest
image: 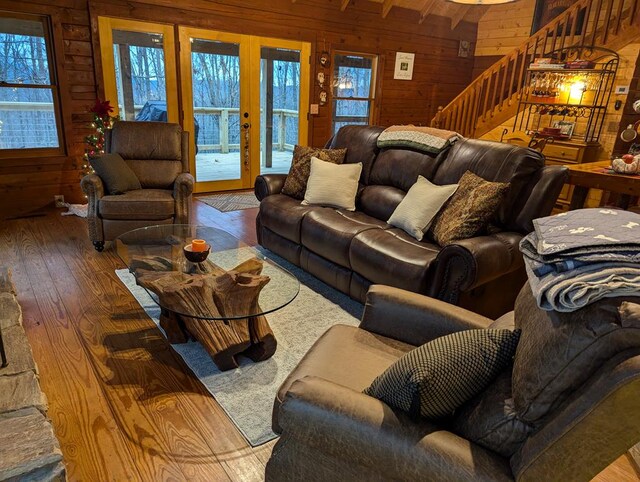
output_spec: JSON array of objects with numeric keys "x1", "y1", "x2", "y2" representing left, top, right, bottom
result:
[
  {"x1": 80, "y1": 174, "x2": 105, "y2": 243},
  {"x1": 255, "y1": 174, "x2": 287, "y2": 201},
  {"x1": 359, "y1": 285, "x2": 494, "y2": 346},
  {"x1": 272, "y1": 376, "x2": 512, "y2": 481},
  {"x1": 173, "y1": 173, "x2": 194, "y2": 224},
  {"x1": 80, "y1": 174, "x2": 104, "y2": 216},
  {"x1": 431, "y1": 232, "x2": 524, "y2": 306}
]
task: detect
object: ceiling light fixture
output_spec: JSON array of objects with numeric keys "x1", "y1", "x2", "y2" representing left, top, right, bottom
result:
[{"x1": 447, "y1": 0, "x2": 516, "y2": 4}]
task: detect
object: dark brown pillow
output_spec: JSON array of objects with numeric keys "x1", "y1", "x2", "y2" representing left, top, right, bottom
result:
[
  {"x1": 429, "y1": 170, "x2": 509, "y2": 246},
  {"x1": 90, "y1": 153, "x2": 141, "y2": 195},
  {"x1": 281, "y1": 145, "x2": 347, "y2": 199}
]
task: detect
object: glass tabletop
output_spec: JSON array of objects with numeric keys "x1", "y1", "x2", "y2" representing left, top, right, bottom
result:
[{"x1": 115, "y1": 224, "x2": 299, "y2": 320}]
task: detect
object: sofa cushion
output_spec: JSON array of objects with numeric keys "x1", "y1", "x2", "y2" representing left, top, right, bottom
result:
[
  {"x1": 431, "y1": 138, "x2": 544, "y2": 230},
  {"x1": 369, "y1": 148, "x2": 446, "y2": 192},
  {"x1": 126, "y1": 159, "x2": 183, "y2": 189},
  {"x1": 350, "y1": 228, "x2": 440, "y2": 294},
  {"x1": 302, "y1": 158, "x2": 362, "y2": 211},
  {"x1": 99, "y1": 189, "x2": 174, "y2": 220},
  {"x1": 281, "y1": 145, "x2": 347, "y2": 199},
  {"x1": 358, "y1": 185, "x2": 405, "y2": 222},
  {"x1": 301, "y1": 210, "x2": 387, "y2": 269},
  {"x1": 273, "y1": 324, "x2": 413, "y2": 432},
  {"x1": 327, "y1": 125, "x2": 383, "y2": 185},
  {"x1": 259, "y1": 194, "x2": 320, "y2": 244},
  {"x1": 429, "y1": 171, "x2": 509, "y2": 246},
  {"x1": 110, "y1": 121, "x2": 183, "y2": 160},
  {"x1": 388, "y1": 176, "x2": 458, "y2": 241},
  {"x1": 90, "y1": 153, "x2": 141, "y2": 195},
  {"x1": 512, "y1": 283, "x2": 640, "y2": 423},
  {"x1": 364, "y1": 329, "x2": 521, "y2": 419},
  {"x1": 452, "y1": 368, "x2": 533, "y2": 457}
]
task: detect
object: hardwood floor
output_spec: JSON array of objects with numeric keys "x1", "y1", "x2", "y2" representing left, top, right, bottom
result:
[{"x1": 0, "y1": 199, "x2": 637, "y2": 481}]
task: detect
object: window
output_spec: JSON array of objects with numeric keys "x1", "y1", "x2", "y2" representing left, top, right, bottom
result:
[
  {"x1": 332, "y1": 53, "x2": 377, "y2": 135},
  {"x1": 0, "y1": 13, "x2": 63, "y2": 154}
]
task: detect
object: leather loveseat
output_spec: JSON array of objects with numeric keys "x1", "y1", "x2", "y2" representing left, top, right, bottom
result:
[{"x1": 255, "y1": 126, "x2": 568, "y2": 318}]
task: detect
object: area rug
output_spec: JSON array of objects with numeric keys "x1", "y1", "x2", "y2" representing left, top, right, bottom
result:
[
  {"x1": 116, "y1": 250, "x2": 362, "y2": 446},
  {"x1": 197, "y1": 191, "x2": 260, "y2": 212}
]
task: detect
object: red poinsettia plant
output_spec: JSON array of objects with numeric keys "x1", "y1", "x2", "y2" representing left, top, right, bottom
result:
[
  {"x1": 83, "y1": 99, "x2": 118, "y2": 175},
  {"x1": 90, "y1": 98, "x2": 114, "y2": 118}
]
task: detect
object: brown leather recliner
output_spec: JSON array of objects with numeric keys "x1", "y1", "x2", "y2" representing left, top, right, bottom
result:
[
  {"x1": 266, "y1": 285, "x2": 640, "y2": 481},
  {"x1": 255, "y1": 126, "x2": 568, "y2": 318},
  {"x1": 81, "y1": 121, "x2": 194, "y2": 251}
]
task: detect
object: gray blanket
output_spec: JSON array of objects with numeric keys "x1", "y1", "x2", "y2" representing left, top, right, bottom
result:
[
  {"x1": 520, "y1": 232, "x2": 640, "y2": 276},
  {"x1": 533, "y1": 208, "x2": 640, "y2": 255},
  {"x1": 524, "y1": 258, "x2": 640, "y2": 312}
]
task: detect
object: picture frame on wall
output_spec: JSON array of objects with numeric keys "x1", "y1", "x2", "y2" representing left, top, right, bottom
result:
[
  {"x1": 393, "y1": 52, "x2": 415, "y2": 80},
  {"x1": 531, "y1": 0, "x2": 585, "y2": 36}
]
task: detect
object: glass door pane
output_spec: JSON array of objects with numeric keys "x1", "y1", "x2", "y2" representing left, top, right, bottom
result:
[
  {"x1": 98, "y1": 18, "x2": 178, "y2": 123},
  {"x1": 190, "y1": 39, "x2": 242, "y2": 183},
  {"x1": 259, "y1": 47, "x2": 300, "y2": 175},
  {"x1": 112, "y1": 30, "x2": 167, "y2": 121}
]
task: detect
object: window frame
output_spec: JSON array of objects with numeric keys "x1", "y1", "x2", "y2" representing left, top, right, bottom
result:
[
  {"x1": 331, "y1": 51, "x2": 378, "y2": 135},
  {"x1": 0, "y1": 11, "x2": 65, "y2": 159}
]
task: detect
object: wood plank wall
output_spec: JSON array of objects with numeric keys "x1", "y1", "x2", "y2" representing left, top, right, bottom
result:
[{"x1": 0, "y1": 0, "x2": 478, "y2": 219}]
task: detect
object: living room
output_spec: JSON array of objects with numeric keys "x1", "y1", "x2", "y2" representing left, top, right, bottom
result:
[{"x1": 1, "y1": 0, "x2": 640, "y2": 480}]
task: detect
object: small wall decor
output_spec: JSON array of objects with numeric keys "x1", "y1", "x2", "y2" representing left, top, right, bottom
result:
[
  {"x1": 458, "y1": 41, "x2": 471, "y2": 58},
  {"x1": 393, "y1": 52, "x2": 415, "y2": 80},
  {"x1": 319, "y1": 51, "x2": 330, "y2": 68},
  {"x1": 319, "y1": 89, "x2": 327, "y2": 106},
  {"x1": 317, "y1": 71, "x2": 325, "y2": 88}
]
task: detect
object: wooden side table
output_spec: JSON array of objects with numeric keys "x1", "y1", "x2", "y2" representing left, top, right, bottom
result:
[{"x1": 565, "y1": 160, "x2": 640, "y2": 210}]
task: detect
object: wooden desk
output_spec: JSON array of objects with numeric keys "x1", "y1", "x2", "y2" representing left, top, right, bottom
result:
[{"x1": 566, "y1": 160, "x2": 640, "y2": 210}]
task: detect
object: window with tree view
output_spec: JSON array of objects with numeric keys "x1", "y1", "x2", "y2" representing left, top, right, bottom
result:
[
  {"x1": 0, "y1": 14, "x2": 62, "y2": 152},
  {"x1": 332, "y1": 53, "x2": 376, "y2": 135}
]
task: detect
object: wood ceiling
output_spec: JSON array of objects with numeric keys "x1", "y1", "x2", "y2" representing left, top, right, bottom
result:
[{"x1": 304, "y1": 0, "x2": 490, "y2": 28}]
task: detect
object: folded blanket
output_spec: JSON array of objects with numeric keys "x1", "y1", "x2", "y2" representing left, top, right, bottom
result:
[
  {"x1": 524, "y1": 258, "x2": 640, "y2": 312},
  {"x1": 520, "y1": 232, "x2": 640, "y2": 276},
  {"x1": 533, "y1": 208, "x2": 640, "y2": 255},
  {"x1": 377, "y1": 125, "x2": 460, "y2": 154}
]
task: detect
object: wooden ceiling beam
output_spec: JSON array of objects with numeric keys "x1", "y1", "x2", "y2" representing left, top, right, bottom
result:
[
  {"x1": 418, "y1": 0, "x2": 437, "y2": 24},
  {"x1": 450, "y1": 5, "x2": 472, "y2": 30},
  {"x1": 341, "y1": 0, "x2": 351, "y2": 11},
  {"x1": 381, "y1": 0, "x2": 395, "y2": 18}
]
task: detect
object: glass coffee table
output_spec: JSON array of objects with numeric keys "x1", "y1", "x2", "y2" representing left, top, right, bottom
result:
[{"x1": 115, "y1": 224, "x2": 299, "y2": 371}]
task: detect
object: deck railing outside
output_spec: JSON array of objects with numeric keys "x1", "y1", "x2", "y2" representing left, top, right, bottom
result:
[{"x1": 0, "y1": 102, "x2": 298, "y2": 153}]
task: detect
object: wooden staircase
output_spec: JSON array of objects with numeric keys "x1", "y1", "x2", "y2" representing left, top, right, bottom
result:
[{"x1": 431, "y1": 0, "x2": 640, "y2": 138}]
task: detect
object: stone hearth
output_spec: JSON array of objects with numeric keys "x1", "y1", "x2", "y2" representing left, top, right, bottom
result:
[{"x1": 0, "y1": 268, "x2": 65, "y2": 481}]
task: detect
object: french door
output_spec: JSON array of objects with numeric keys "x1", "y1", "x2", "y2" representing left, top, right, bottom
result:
[
  {"x1": 99, "y1": 19, "x2": 310, "y2": 193},
  {"x1": 179, "y1": 28, "x2": 310, "y2": 192}
]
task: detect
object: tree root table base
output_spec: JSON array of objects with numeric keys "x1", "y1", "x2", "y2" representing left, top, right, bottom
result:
[{"x1": 131, "y1": 256, "x2": 277, "y2": 371}]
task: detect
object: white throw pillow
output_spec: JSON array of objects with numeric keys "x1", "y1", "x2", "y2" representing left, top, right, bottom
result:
[
  {"x1": 388, "y1": 175, "x2": 458, "y2": 241},
  {"x1": 302, "y1": 156, "x2": 363, "y2": 211}
]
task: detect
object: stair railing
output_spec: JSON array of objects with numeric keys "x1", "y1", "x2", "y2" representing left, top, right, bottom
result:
[{"x1": 431, "y1": 0, "x2": 639, "y2": 137}]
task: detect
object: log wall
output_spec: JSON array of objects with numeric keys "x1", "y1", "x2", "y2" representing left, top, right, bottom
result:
[{"x1": 1, "y1": 0, "x2": 478, "y2": 218}]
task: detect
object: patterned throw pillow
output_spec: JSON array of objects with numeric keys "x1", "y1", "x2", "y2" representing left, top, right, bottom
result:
[
  {"x1": 281, "y1": 145, "x2": 347, "y2": 199},
  {"x1": 364, "y1": 329, "x2": 521, "y2": 419},
  {"x1": 429, "y1": 170, "x2": 510, "y2": 246}
]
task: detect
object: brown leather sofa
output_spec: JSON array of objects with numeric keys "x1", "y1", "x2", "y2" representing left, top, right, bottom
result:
[
  {"x1": 266, "y1": 285, "x2": 640, "y2": 481},
  {"x1": 255, "y1": 126, "x2": 568, "y2": 318},
  {"x1": 81, "y1": 121, "x2": 194, "y2": 251}
]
